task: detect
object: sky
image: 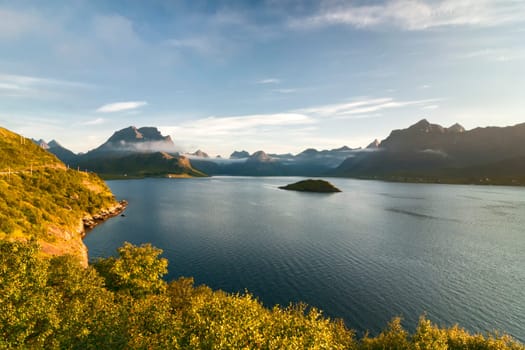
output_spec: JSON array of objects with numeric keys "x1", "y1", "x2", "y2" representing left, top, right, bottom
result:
[{"x1": 0, "y1": 0, "x2": 524, "y2": 156}]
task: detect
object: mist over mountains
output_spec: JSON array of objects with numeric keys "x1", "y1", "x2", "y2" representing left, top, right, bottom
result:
[
  {"x1": 333, "y1": 119, "x2": 525, "y2": 185},
  {"x1": 35, "y1": 120, "x2": 525, "y2": 185}
]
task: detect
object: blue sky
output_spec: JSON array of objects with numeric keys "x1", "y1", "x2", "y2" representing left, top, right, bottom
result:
[{"x1": 1, "y1": 0, "x2": 524, "y2": 156}]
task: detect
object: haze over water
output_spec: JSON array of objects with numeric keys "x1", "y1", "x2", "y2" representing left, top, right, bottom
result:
[{"x1": 85, "y1": 177, "x2": 525, "y2": 341}]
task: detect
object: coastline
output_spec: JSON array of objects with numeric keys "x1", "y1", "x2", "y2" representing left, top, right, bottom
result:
[{"x1": 82, "y1": 199, "x2": 128, "y2": 235}]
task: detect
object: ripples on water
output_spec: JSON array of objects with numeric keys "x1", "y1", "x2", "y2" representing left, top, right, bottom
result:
[{"x1": 85, "y1": 177, "x2": 525, "y2": 341}]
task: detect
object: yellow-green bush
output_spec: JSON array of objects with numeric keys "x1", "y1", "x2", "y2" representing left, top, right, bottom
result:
[{"x1": 1, "y1": 240, "x2": 523, "y2": 350}]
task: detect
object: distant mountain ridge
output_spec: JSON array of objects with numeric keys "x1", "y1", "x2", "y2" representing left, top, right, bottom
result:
[
  {"x1": 44, "y1": 126, "x2": 205, "y2": 178},
  {"x1": 191, "y1": 146, "x2": 362, "y2": 176},
  {"x1": 36, "y1": 120, "x2": 525, "y2": 185},
  {"x1": 89, "y1": 126, "x2": 176, "y2": 155},
  {"x1": 230, "y1": 150, "x2": 250, "y2": 159},
  {"x1": 333, "y1": 119, "x2": 525, "y2": 185},
  {"x1": 188, "y1": 149, "x2": 209, "y2": 158}
]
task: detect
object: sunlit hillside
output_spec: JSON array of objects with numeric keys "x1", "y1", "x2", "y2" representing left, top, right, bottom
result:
[{"x1": 0, "y1": 127, "x2": 118, "y2": 264}]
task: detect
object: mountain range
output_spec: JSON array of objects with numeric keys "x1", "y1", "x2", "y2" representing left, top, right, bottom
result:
[
  {"x1": 39, "y1": 126, "x2": 205, "y2": 178},
  {"x1": 36, "y1": 120, "x2": 525, "y2": 185},
  {"x1": 333, "y1": 119, "x2": 525, "y2": 185}
]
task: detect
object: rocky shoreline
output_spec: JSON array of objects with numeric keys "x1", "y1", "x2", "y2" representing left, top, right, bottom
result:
[{"x1": 82, "y1": 200, "x2": 128, "y2": 234}]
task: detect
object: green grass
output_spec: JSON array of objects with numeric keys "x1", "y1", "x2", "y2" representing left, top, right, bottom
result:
[{"x1": 0, "y1": 126, "x2": 118, "y2": 261}]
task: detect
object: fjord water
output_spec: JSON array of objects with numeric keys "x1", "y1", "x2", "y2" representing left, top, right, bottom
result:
[{"x1": 85, "y1": 177, "x2": 525, "y2": 341}]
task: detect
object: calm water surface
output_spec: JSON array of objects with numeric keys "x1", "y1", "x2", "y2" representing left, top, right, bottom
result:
[{"x1": 85, "y1": 177, "x2": 525, "y2": 341}]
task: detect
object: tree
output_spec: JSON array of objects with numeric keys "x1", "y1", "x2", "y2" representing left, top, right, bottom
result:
[
  {"x1": 94, "y1": 242, "x2": 168, "y2": 298},
  {"x1": 0, "y1": 240, "x2": 60, "y2": 348}
]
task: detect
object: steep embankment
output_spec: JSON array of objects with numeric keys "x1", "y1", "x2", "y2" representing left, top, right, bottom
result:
[{"x1": 0, "y1": 127, "x2": 122, "y2": 265}]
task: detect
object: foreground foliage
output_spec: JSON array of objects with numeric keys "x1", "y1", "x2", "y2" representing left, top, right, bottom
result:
[{"x1": 0, "y1": 240, "x2": 522, "y2": 350}]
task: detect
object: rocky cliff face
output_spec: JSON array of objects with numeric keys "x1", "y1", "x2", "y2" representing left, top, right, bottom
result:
[{"x1": 91, "y1": 126, "x2": 176, "y2": 154}]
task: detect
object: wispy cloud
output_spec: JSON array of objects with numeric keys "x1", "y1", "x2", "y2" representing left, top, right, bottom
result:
[
  {"x1": 257, "y1": 78, "x2": 280, "y2": 84},
  {"x1": 0, "y1": 73, "x2": 91, "y2": 97},
  {"x1": 166, "y1": 37, "x2": 216, "y2": 55},
  {"x1": 160, "y1": 113, "x2": 316, "y2": 155},
  {"x1": 81, "y1": 117, "x2": 106, "y2": 125},
  {"x1": 456, "y1": 48, "x2": 525, "y2": 62},
  {"x1": 295, "y1": 97, "x2": 437, "y2": 118},
  {"x1": 96, "y1": 101, "x2": 147, "y2": 113},
  {"x1": 165, "y1": 34, "x2": 238, "y2": 58},
  {"x1": 289, "y1": 0, "x2": 525, "y2": 31},
  {"x1": 272, "y1": 88, "x2": 297, "y2": 94},
  {"x1": 163, "y1": 113, "x2": 314, "y2": 138}
]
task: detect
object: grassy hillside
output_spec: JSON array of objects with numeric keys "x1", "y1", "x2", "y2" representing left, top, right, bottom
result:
[
  {"x1": 74, "y1": 152, "x2": 207, "y2": 179},
  {"x1": 0, "y1": 127, "x2": 118, "y2": 263},
  {"x1": 1, "y1": 240, "x2": 523, "y2": 349},
  {"x1": 0, "y1": 127, "x2": 62, "y2": 169}
]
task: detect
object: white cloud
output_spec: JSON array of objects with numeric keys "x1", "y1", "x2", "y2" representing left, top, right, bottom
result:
[
  {"x1": 0, "y1": 73, "x2": 91, "y2": 98},
  {"x1": 96, "y1": 101, "x2": 148, "y2": 113},
  {"x1": 456, "y1": 48, "x2": 525, "y2": 62},
  {"x1": 160, "y1": 113, "x2": 315, "y2": 155},
  {"x1": 165, "y1": 35, "x2": 237, "y2": 58},
  {"x1": 422, "y1": 104, "x2": 439, "y2": 110},
  {"x1": 289, "y1": 0, "x2": 525, "y2": 31},
  {"x1": 166, "y1": 37, "x2": 216, "y2": 54},
  {"x1": 272, "y1": 88, "x2": 297, "y2": 94},
  {"x1": 257, "y1": 78, "x2": 281, "y2": 84},
  {"x1": 295, "y1": 97, "x2": 437, "y2": 118},
  {"x1": 81, "y1": 118, "x2": 106, "y2": 125},
  {"x1": 162, "y1": 113, "x2": 314, "y2": 138}
]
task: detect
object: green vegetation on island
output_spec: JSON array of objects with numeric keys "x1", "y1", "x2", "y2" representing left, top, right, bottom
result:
[
  {"x1": 279, "y1": 179, "x2": 342, "y2": 193},
  {"x1": 1, "y1": 240, "x2": 523, "y2": 349}
]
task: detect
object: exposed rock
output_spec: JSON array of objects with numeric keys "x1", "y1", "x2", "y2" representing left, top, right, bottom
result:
[
  {"x1": 366, "y1": 139, "x2": 380, "y2": 149},
  {"x1": 83, "y1": 200, "x2": 128, "y2": 232},
  {"x1": 230, "y1": 150, "x2": 250, "y2": 159},
  {"x1": 248, "y1": 150, "x2": 273, "y2": 162},
  {"x1": 190, "y1": 149, "x2": 209, "y2": 158},
  {"x1": 447, "y1": 123, "x2": 466, "y2": 133}
]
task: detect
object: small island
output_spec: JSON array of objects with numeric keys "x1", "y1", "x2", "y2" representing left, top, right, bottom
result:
[{"x1": 279, "y1": 179, "x2": 342, "y2": 193}]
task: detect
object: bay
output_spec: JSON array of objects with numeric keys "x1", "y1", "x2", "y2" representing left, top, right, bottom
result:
[{"x1": 85, "y1": 177, "x2": 525, "y2": 341}]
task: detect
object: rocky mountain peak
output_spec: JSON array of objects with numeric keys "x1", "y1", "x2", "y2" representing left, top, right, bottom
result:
[
  {"x1": 447, "y1": 123, "x2": 466, "y2": 133},
  {"x1": 230, "y1": 150, "x2": 250, "y2": 159},
  {"x1": 366, "y1": 139, "x2": 380, "y2": 149},
  {"x1": 408, "y1": 119, "x2": 445, "y2": 134},
  {"x1": 94, "y1": 126, "x2": 175, "y2": 154},
  {"x1": 48, "y1": 140, "x2": 63, "y2": 148},
  {"x1": 32, "y1": 139, "x2": 50, "y2": 149},
  {"x1": 248, "y1": 150, "x2": 272, "y2": 162},
  {"x1": 191, "y1": 149, "x2": 209, "y2": 158}
]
